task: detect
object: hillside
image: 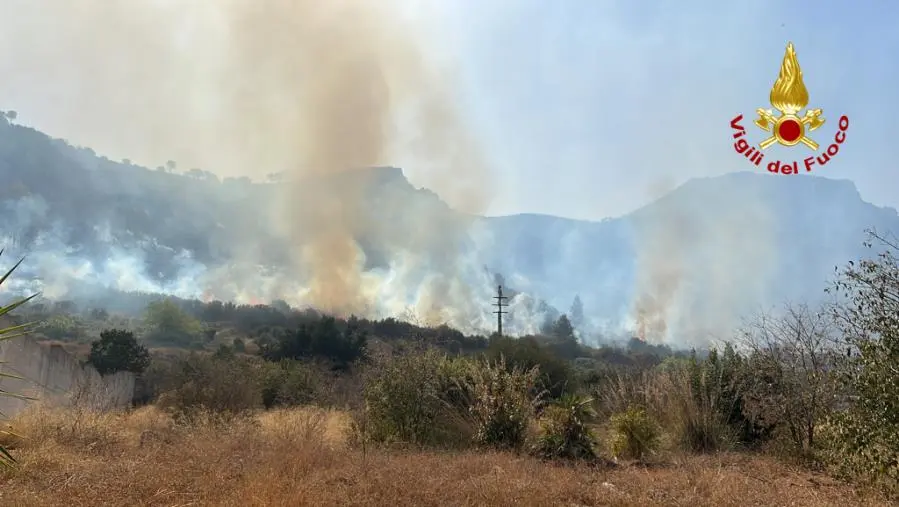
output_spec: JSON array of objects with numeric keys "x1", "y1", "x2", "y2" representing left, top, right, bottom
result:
[{"x1": 1, "y1": 113, "x2": 897, "y2": 344}]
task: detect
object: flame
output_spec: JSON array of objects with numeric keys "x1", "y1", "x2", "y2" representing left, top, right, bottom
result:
[{"x1": 769, "y1": 42, "x2": 809, "y2": 115}]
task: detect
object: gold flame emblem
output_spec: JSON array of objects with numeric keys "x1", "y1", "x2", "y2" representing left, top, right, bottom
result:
[{"x1": 754, "y1": 42, "x2": 825, "y2": 150}]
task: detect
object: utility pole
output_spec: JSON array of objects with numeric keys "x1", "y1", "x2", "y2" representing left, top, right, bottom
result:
[{"x1": 493, "y1": 285, "x2": 508, "y2": 337}]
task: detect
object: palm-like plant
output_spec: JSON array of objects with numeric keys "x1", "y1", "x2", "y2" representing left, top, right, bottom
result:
[
  {"x1": 0, "y1": 253, "x2": 39, "y2": 468},
  {"x1": 534, "y1": 393, "x2": 598, "y2": 460}
]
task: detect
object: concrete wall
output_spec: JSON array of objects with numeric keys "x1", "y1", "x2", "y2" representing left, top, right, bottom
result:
[{"x1": 0, "y1": 334, "x2": 134, "y2": 418}]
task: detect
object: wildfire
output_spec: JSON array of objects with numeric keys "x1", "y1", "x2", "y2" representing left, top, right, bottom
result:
[{"x1": 636, "y1": 319, "x2": 646, "y2": 342}]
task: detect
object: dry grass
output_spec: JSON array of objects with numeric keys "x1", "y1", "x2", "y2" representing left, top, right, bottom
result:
[{"x1": 0, "y1": 405, "x2": 888, "y2": 507}]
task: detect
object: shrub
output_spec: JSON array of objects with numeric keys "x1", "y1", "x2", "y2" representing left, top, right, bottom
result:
[
  {"x1": 464, "y1": 356, "x2": 543, "y2": 450},
  {"x1": 533, "y1": 394, "x2": 597, "y2": 460},
  {"x1": 817, "y1": 416, "x2": 899, "y2": 493},
  {"x1": 40, "y1": 313, "x2": 86, "y2": 341},
  {"x1": 485, "y1": 336, "x2": 574, "y2": 398},
  {"x1": 156, "y1": 353, "x2": 262, "y2": 421},
  {"x1": 739, "y1": 305, "x2": 838, "y2": 454},
  {"x1": 88, "y1": 328, "x2": 151, "y2": 375},
  {"x1": 260, "y1": 360, "x2": 321, "y2": 408},
  {"x1": 607, "y1": 406, "x2": 661, "y2": 460},
  {"x1": 261, "y1": 316, "x2": 367, "y2": 369},
  {"x1": 669, "y1": 352, "x2": 741, "y2": 453},
  {"x1": 131, "y1": 357, "x2": 174, "y2": 406},
  {"x1": 671, "y1": 369, "x2": 736, "y2": 453},
  {"x1": 824, "y1": 230, "x2": 899, "y2": 493},
  {"x1": 596, "y1": 349, "x2": 760, "y2": 454},
  {"x1": 143, "y1": 298, "x2": 204, "y2": 348},
  {"x1": 360, "y1": 349, "x2": 472, "y2": 448}
]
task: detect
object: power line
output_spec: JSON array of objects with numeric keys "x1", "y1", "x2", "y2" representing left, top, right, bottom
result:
[{"x1": 492, "y1": 284, "x2": 508, "y2": 337}]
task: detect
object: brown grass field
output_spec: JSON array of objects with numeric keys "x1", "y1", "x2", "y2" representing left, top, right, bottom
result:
[{"x1": 0, "y1": 406, "x2": 889, "y2": 507}]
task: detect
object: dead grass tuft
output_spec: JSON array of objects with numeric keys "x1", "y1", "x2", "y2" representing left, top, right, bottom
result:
[{"x1": 0, "y1": 404, "x2": 889, "y2": 506}]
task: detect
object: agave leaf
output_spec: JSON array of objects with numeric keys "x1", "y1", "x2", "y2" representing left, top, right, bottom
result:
[
  {"x1": 0, "y1": 294, "x2": 41, "y2": 322},
  {"x1": 0, "y1": 321, "x2": 39, "y2": 342},
  {"x1": 0, "y1": 389, "x2": 35, "y2": 401},
  {"x1": 0, "y1": 256, "x2": 25, "y2": 286},
  {"x1": 0, "y1": 253, "x2": 38, "y2": 469},
  {"x1": 0, "y1": 445, "x2": 16, "y2": 468},
  {"x1": 0, "y1": 429, "x2": 24, "y2": 443},
  {"x1": 0, "y1": 370, "x2": 27, "y2": 381},
  {"x1": 0, "y1": 329, "x2": 38, "y2": 343}
]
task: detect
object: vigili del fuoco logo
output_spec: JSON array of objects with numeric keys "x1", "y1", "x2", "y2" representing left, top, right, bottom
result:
[{"x1": 729, "y1": 42, "x2": 849, "y2": 175}]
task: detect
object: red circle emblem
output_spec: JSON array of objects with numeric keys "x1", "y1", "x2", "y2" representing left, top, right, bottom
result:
[{"x1": 778, "y1": 118, "x2": 802, "y2": 143}]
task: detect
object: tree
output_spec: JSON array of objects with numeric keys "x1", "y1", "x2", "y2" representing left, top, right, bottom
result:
[
  {"x1": 569, "y1": 295, "x2": 585, "y2": 329},
  {"x1": 265, "y1": 316, "x2": 367, "y2": 369},
  {"x1": 544, "y1": 314, "x2": 581, "y2": 361},
  {"x1": 186, "y1": 168, "x2": 205, "y2": 179},
  {"x1": 270, "y1": 299, "x2": 290, "y2": 313},
  {"x1": 739, "y1": 303, "x2": 839, "y2": 453},
  {"x1": 4, "y1": 110, "x2": 16, "y2": 121},
  {"x1": 144, "y1": 298, "x2": 203, "y2": 347},
  {"x1": 486, "y1": 335, "x2": 574, "y2": 398},
  {"x1": 552, "y1": 314, "x2": 575, "y2": 341},
  {"x1": 89, "y1": 307, "x2": 109, "y2": 321},
  {"x1": 88, "y1": 329, "x2": 150, "y2": 375},
  {"x1": 213, "y1": 343, "x2": 235, "y2": 360}
]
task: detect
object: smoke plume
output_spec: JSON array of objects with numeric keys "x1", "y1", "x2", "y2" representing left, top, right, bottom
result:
[
  {"x1": 0, "y1": 0, "x2": 495, "y2": 326},
  {"x1": 630, "y1": 177, "x2": 779, "y2": 345}
]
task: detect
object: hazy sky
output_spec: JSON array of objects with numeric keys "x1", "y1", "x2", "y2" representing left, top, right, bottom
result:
[{"x1": 2, "y1": 0, "x2": 896, "y2": 220}]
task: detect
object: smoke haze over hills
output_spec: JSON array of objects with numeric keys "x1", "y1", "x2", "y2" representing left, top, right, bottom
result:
[
  {"x1": 2, "y1": 115, "x2": 898, "y2": 346},
  {"x1": 0, "y1": 0, "x2": 493, "y2": 321},
  {"x1": 1, "y1": 1, "x2": 897, "y2": 347}
]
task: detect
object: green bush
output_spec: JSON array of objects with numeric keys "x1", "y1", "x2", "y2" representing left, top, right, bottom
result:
[
  {"x1": 485, "y1": 336, "x2": 574, "y2": 398},
  {"x1": 359, "y1": 350, "x2": 546, "y2": 451},
  {"x1": 88, "y1": 328, "x2": 150, "y2": 375},
  {"x1": 607, "y1": 406, "x2": 661, "y2": 460},
  {"x1": 824, "y1": 231, "x2": 899, "y2": 493},
  {"x1": 260, "y1": 316, "x2": 367, "y2": 369},
  {"x1": 156, "y1": 353, "x2": 262, "y2": 421},
  {"x1": 818, "y1": 416, "x2": 899, "y2": 493},
  {"x1": 361, "y1": 349, "x2": 472, "y2": 448},
  {"x1": 464, "y1": 356, "x2": 543, "y2": 450},
  {"x1": 675, "y1": 352, "x2": 741, "y2": 453},
  {"x1": 40, "y1": 314, "x2": 86, "y2": 341},
  {"x1": 260, "y1": 360, "x2": 321, "y2": 408},
  {"x1": 533, "y1": 394, "x2": 597, "y2": 460},
  {"x1": 143, "y1": 298, "x2": 205, "y2": 348}
]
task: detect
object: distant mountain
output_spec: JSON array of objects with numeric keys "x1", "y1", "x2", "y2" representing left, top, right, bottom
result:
[
  {"x1": 1, "y1": 113, "x2": 897, "y2": 344},
  {"x1": 479, "y1": 173, "x2": 899, "y2": 342}
]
